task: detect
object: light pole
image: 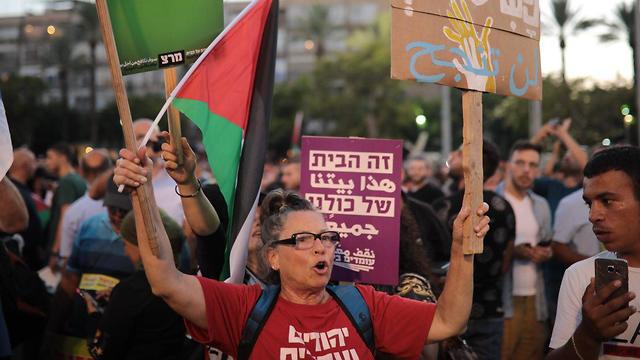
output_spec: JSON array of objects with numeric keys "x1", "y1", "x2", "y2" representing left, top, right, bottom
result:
[{"x1": 440, "y1": 86, "x2": 451, "y2": 159}]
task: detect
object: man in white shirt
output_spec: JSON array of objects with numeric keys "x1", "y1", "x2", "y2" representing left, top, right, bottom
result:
[
  {"x1": 551, "y1": 188, "x2": 601, "y2": 266},
  {"x1": 59, "y1": 149, "x2": 112, "y2": 260},
  {"x1": 496, "y1": 141, "x2": 552, "y2": 360},
  {"x1": 547, "y1": 146, "x2": 640, "y2": 360}
]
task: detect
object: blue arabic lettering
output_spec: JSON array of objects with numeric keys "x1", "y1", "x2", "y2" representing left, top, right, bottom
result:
[
  {"x1": 407, "y1": 42, "x2": 453, "y2": 83},
  {"x1": 508, "y1": 48, "x2": 540, "y2": 96},
  {"x1": 407, "y1": 41, "x2": 501, "y2": 83}
]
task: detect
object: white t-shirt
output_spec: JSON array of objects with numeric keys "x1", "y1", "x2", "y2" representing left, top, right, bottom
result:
[
  {"x1": 550, "y1": 251, "x2": 640, "y2": 359},
  {"x1": 59, "y1": 193, "x2": 106, "y2": 258},
  {"x1": 505, "y1": 192, "x2": 539, "y2": 296},
  {"x1": 553, "y1": 189, "x2": 601, "y2": 257},
  {"x1": 152, "y1": 169, "x2": 185, "y2": 226}
]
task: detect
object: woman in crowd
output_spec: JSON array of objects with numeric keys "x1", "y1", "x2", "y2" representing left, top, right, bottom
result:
[{"x1": 113, "y1": 139, "x2": 490, "y2": 359}]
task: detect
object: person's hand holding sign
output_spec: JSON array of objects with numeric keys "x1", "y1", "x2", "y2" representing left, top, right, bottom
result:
[{"x1": 443, "y1": 0, "x2": 496, "y2": 93}]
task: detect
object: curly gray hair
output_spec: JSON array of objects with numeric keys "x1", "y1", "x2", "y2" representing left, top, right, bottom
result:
[{"x1": 258, "y1": 189, "x2": 315, "y2": 284}]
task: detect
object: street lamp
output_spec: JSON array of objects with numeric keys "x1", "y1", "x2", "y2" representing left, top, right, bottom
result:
[
  {"x1": 624, "y1": 114, "x2": 634, "y2": 144},
  {"x1": 47, "y1": 25, "x2": 56, "y2": 36},
  {"x1": 415, "y1": 114, "x2": 427, "y2": 127},
  {"x1": 304, "y1": 40, "x2": 315, "y2": 51}
]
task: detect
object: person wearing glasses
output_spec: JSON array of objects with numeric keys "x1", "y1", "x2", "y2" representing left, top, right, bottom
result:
[{"x1": 114, "y1": 139, "x2": 491, "y2": 359}]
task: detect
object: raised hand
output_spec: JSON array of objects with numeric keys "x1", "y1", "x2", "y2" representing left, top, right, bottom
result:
[
  {"x1": 452, "y1": 202, "x2": 491, "y2": 247},
  {"x1": 159, "y1": 132, "x2": 198, "y2": 186},
  {"x1": 113, "y1": 147, "x2": 150, "y2": 190}
]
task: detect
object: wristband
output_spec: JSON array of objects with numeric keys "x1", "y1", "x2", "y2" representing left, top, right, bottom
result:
[{"x1": 174, "y1": 179, "x2": 202, "y2": 198}]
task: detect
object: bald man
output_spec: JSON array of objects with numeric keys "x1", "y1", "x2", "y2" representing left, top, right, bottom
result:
[
  {"x1": 7, "y1": 148, "x2": 45, "y2": 268},
  {"x1": 59, "y1": 149, "x2": 113, "y2": 260},
  {"x1": 131, "y1": 119, "x2": 184, "y2": 226}
]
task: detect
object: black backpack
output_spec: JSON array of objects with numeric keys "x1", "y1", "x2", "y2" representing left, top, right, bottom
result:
[{"x1": 237, "y1": 284, "x2": 374, "y2": 360}]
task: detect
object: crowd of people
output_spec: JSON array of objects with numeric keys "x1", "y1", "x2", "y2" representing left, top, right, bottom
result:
[{"x1": 0, "y1": 116, "x2": 638, "y2": 360}]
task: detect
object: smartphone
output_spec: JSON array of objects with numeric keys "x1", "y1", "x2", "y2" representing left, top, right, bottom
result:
[
  {"x1": 595, "y1": 258, "x2": 629, "y2": 302},
  {"x1": 547, "y1": 118, "x2": 559, "y2": 127}
]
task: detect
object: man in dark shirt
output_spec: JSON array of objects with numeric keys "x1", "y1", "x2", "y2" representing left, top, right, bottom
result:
[
  {"x1": 85, "y1": 210, "x2": 186, "y2": 360},
  {"x1": 432, "y1": 140, "x2": 515, "y2": 360},
  {"x1": 45, "y1": 143, "x2": 87, "y2": 270},
  {"x1": 404, "y1": 155, "x2": 444, "y2": 204},
  {"x1": 6, "y1": 148, "x2": 45, "y2": 269}
]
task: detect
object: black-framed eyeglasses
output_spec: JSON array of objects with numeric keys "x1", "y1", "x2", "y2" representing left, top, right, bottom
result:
[{"x1": 274, "y1": 231, "x2": 340, "y2": 250}]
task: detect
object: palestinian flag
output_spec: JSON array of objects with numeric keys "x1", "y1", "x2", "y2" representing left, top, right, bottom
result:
[
  {"x1": 0, "y1": 91, "x2": 13, "y2": 181},
  {"x1": 170, "y1": 0, "x2": 278, "y2": 282}
]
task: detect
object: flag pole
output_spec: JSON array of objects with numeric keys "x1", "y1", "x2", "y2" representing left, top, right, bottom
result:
[
  {"x1": 163, "y1": 68, "x2": 184, "y2": 165},
  {"x1": 95, "y1": 0, "x2": 160, "y2": 254}
]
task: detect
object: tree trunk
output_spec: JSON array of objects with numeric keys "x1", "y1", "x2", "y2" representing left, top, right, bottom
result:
[
  {"x1": 364, "y1": 113, "x2": 379, "y2": 138},
  {"x1": 59, "y1": 67, "x2": 69, "y2": 140},
  {"x1": 560, "y1": 35, "x2": 567, "y2": 86}
]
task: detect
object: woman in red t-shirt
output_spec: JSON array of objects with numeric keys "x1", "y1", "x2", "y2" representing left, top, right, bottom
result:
[{"x1": 113, "y1": 139, "x2": 490, "y2": 360}]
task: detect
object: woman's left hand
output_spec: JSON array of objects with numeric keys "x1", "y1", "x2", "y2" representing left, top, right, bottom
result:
[
  {"x1": 159, "y1": 132, "x2": 198, "y2": 186},
  {"x1": 452, "y1": 202, "x2": 490, "y2": 247}
]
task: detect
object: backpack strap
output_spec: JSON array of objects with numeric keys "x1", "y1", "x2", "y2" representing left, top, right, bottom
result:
[
  {"x1": 326, "y1": 284, "x2": 375, "y2": 354},
  {"x1": 237, "y1": 285, "x2": 280, "y2": 360}
]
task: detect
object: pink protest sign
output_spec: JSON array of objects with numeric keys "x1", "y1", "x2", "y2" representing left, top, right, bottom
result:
[{"x1": 300, "y1": 136, "x2": 402, "y2": 285}]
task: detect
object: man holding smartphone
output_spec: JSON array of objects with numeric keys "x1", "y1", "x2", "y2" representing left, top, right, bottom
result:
[
  {"x1": 496, "y1": 141, "x2": 553, "y2": 360},
  {"x1": 547, "y1": 146, "x2": 640, "y2": 360}
]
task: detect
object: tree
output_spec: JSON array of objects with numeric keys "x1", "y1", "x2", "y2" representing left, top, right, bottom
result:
[
  {"x1": 547, "y1": 0, "x2": 596, "y2": 85},
  {"x1": 597, "y1": 2, "x2": 636, "y2": 101},
  {"x1": 303, "y1": 14, "x2": 419, "y2": 139},
  {"x1": 297, "y1": 5, "x2": 330, "y2": 60}
]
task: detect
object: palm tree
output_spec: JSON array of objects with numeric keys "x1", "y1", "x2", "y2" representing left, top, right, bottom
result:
[
  {"x1": 597, "y1": 2, "x2": 635, "y2": 90},
  {"x1": 298, "y1": 5, "x2": 330, "y2": 61},
  {"x1": 548, "y1": 0, "x2": 597, "y2": 85}
]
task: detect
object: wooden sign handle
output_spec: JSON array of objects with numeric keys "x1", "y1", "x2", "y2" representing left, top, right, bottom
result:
[
  {"x1": 95, "y1": 0, "x2": 159, "y2": 254},
  {"x1": 163, "y1": 68, "x2": 184, "y2": 165},
  {"x1": 462, "y1": 91, "x2": 484, "y2": 255}
]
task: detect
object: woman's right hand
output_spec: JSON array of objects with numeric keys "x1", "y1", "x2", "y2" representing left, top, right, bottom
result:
[
  {"x1": 113, "y1": 147, "x2": 150, "y2": 190},
  {"x1": 159, "y1": 132, "x2": 198, "y2": 186}
]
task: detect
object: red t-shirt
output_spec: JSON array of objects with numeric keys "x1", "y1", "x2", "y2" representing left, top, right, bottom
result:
[{"x1": 185, "y1": 277, "x2": 437, "y2": 360}]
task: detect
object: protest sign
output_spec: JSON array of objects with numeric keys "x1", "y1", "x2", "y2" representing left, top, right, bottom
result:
[
  {"x1": 300, "y1": 136, "x2": 402, "y2": 285},
  {"x1": 391, "y1": 0, "x2": 541, "y2": 253},
  {"x1": 107, "y1": 0, "x2": 223, "y2": 75},
  {"x1": 391, "y1": 0, "x2": 541, "y2": 100}
]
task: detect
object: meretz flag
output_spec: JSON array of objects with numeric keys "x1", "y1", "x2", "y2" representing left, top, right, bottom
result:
[{"x1": 168, "y1": 0, "x2": 278, "y2": 282}]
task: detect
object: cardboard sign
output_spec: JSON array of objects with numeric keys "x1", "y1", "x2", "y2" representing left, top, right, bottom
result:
[
  {"x1": 300, "y1": 137, "x2": 402, "y2": 285},
  {"x1": 107, "y1": 0, "x2": 223, "y2": 75},
  {"x1": 391, "y1": 0, "x2": 541, "y2": 100}
]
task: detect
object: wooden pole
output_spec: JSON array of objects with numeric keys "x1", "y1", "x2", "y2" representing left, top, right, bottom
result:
[
  {"x1": 163, "y1": 68, "x2": 184, "y2": 165},
  {"x1": 461, "y1": 91, "x2": 484, "y2": 254},
  {"x1": 95, "y1": 0, "x2": 159, "y2": 254}
]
